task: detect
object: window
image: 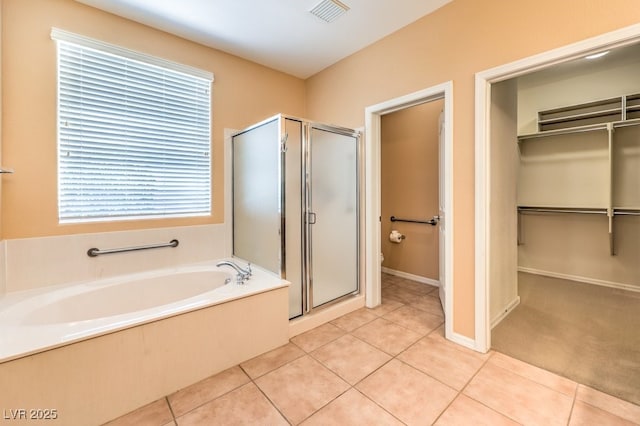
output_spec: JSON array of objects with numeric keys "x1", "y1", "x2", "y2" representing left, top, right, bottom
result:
[{"x1": 52, "y1": 29, "x2": 213, "y2": 223}]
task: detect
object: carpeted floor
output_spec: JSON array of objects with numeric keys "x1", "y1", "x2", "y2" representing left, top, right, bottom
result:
[{"x1": 492, "y1": 272, "x2": 640, "y2": 406}]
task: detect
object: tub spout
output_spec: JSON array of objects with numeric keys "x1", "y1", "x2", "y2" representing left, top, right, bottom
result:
[{"x1": 216, "y1": 261, "x2": 251, "y2": 284}]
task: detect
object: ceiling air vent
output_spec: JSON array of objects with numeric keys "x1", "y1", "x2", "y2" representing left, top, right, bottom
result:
[{"x1": 309, "y1": 0, "x2": 350, "y2": 23}]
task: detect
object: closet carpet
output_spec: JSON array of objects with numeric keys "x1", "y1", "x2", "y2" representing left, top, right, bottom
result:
[{"x1": 492, "y1": 272, "x2": 640, "y2": 406}]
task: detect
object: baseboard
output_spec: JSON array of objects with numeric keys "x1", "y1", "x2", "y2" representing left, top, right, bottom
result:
[
  {"x1": 490, "y1": 296, "x2": 520, "y2": 329},
  {"x1": 518, "y1": 267, "x2": 640, "y2": 293},
  {"x1": 448, "y1": 331, "x2": 478, "y2": 352},
  {"x1": 381, "y1": 267, "x2": 440, "y2": 288}
]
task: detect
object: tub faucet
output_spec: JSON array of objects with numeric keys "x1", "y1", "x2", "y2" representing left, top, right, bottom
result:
[{"x1": 216, "y1": 260, "x2": 252, "y2": 284}]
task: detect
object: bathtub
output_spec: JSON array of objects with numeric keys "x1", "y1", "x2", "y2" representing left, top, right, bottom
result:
[
  {"x1": 0, "y1": 259, "x2": 290, "y2": 425},
  {"x1": 0, "y1": 260, "x2": 287, "y2": 362}
]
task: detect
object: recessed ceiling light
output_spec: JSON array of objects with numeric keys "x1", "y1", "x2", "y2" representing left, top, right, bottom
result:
[
  {"x1": 585, "y1": 51, "x2": 610, "y2": 60},
  {"x1": 309, "y1": 0, "x2": 350, "y2": 23}
]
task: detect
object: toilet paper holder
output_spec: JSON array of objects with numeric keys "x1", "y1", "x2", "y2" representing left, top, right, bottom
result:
[{"x1": 389, "y1": 230, "x2": 406, "y2": 243}]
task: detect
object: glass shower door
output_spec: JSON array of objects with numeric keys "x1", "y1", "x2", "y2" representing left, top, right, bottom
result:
[
  {"x1": 308, "y1": 126, "x2": 359, "y2": 308},
  {"x1": 232, "y1": 118, "x2": 281, "y2": 275}
]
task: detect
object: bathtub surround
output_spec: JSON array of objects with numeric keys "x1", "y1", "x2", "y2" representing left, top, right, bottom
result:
[
  {"x1": 0, "y1": 266, "x2": 289, "y2": 425},
  {"x1": 0, "y1": 221, "x2": 296, "y2": 425},
  {"x1": 2, "y1": 224, "x2": 227, "y2": 293},
  {"x1": 0, "y1": 220, "x2": 297, "y2": 425}
]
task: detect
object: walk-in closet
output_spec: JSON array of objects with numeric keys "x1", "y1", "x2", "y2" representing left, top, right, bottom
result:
[{"x1": 490, "y1": 43, "x2": 640, "y2": 406}]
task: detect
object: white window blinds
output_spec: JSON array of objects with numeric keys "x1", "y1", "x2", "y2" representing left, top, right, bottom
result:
[{"x1": 52, "y1": 29, "x2": 213, "y2": 223}]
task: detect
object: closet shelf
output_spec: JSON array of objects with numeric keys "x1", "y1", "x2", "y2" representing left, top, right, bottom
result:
[
  {"x1": 518, "y1": 123, "x2": 608, "y2": 141},
  {"x1": 534, "y1": 93, "x2": 640, "y2": 132},
  {"x1": 517, "y1": 118, "x2": 640, "y2": 141},
  {"x1": 537, "y1": 107, "x2": 621, "y2": 126},
  {"x1": 518, "y1": 95, "x2": 640, "y2": 257}
]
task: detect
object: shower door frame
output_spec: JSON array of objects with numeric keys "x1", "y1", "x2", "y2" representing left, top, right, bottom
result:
[
  {"x1": 304, "y1": 121, "x2": 362, "y2": 314},
  {"x1": 231, "y1": 114, "x2": 362, "y2": 319}
]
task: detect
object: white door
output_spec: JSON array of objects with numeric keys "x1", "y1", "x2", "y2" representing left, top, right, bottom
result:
[{"x1": 438, "y1": 110, "x2": 446, "y2": 313}]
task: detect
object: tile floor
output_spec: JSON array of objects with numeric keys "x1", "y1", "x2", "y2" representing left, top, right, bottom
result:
[{"x1": 105, "y1": 274, "x2": 640, "y2": 425}]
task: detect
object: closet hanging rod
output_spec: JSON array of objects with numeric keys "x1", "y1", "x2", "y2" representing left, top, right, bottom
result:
[
  {"x1": 614, "y1": 209, "x2": 640, "y2": 216},
  {"x1": 390, "y1": 216, "x2": 437, "y2": 225},
  {"x1": 517, "y1": 206, "x2": 607, "y2": 215}
]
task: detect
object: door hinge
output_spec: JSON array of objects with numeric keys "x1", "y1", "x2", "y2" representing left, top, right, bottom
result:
[{"x1": 280, "y1": 133, "x2": 289, "y2": 153}]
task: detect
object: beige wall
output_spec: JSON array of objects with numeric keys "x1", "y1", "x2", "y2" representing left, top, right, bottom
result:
[
  {"x1": 519, "y1": 214, "x2": 640, "y2": 289},
  {"x1": 1, "y1": 0, "x2": 305, "y2": 239},
  {"x1": 305, "y1": 0, "x2": 640, "y2": 338},
  {"x1": 381, "y1": 100, "x2": 441, "y2": 280}
]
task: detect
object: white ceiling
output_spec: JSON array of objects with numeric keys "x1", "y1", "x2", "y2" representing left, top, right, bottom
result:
[{"x1": 75, "y1": 0, "x2": 452, "y2": 78}]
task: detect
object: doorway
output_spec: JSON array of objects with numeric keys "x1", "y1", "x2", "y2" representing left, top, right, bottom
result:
[
  {"x1": 380, "y1": 100, "x2": 442, "y2": 288},
  {"x1": 378, "y1": 99, "x2": 445, "y2": 330},
  {"x1": 475, "y1": 21, "x2": 640, "y2": 353},
  {"x1": 364, "y1": 82, "x2": 456, "y2": 345},
  {"x1": 476, "y1": 24, "x2": 640, "y2": 403}
]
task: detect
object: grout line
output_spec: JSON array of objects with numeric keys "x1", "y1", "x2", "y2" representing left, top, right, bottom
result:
[
  {"x1": 350, "y1": 387, "x2": 406, "y2": 425},
  {"x1": 250, "y1": 374, "x2": 293, "y2": 425},
  {"x1": 566, "y1": 383, "x2": 579, "y2": 426},
  {"x1": 488, "y1": 350, "x2": 579, "y2": 397},
  {"x1": 454, "y1": 352, "x2": 524, "y2": 425},
  {"x1": 167, "y1": 367, "x2": 252, "y2": 420},
  {"x1": 342, "y1": 323, "x2": 434, "y2": 425},
  {"x1": 164, "y1": 396, "x2": 177, "y2": 425},
  {"x1": 237, "y1": 345, "x2": 306, "y2": 381},
  {"x1": 458, "y1": 350, "x2": 494, "y2": 395}
]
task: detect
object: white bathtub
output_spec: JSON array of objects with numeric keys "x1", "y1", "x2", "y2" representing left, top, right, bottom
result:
[{"x1": 0, "y1": 260, "x2": 288, "y2": 363}]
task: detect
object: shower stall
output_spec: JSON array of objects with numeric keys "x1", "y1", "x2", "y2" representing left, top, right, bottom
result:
[{"x1": 232, "y1": 114, "x2": 361, "y2": 319}]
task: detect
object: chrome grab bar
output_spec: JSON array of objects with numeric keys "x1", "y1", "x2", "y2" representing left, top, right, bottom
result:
[
  {"x1": 87, "y1": 239, "x2": 179, "y2": 257},
  {"x1": 390, "y1": 216, "x2": 438, "y2": 226}
]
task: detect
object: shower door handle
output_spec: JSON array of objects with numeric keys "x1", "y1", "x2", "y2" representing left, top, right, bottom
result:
[{"x1": 307, "y1": 212, "x2": 317, "y2": 224}]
